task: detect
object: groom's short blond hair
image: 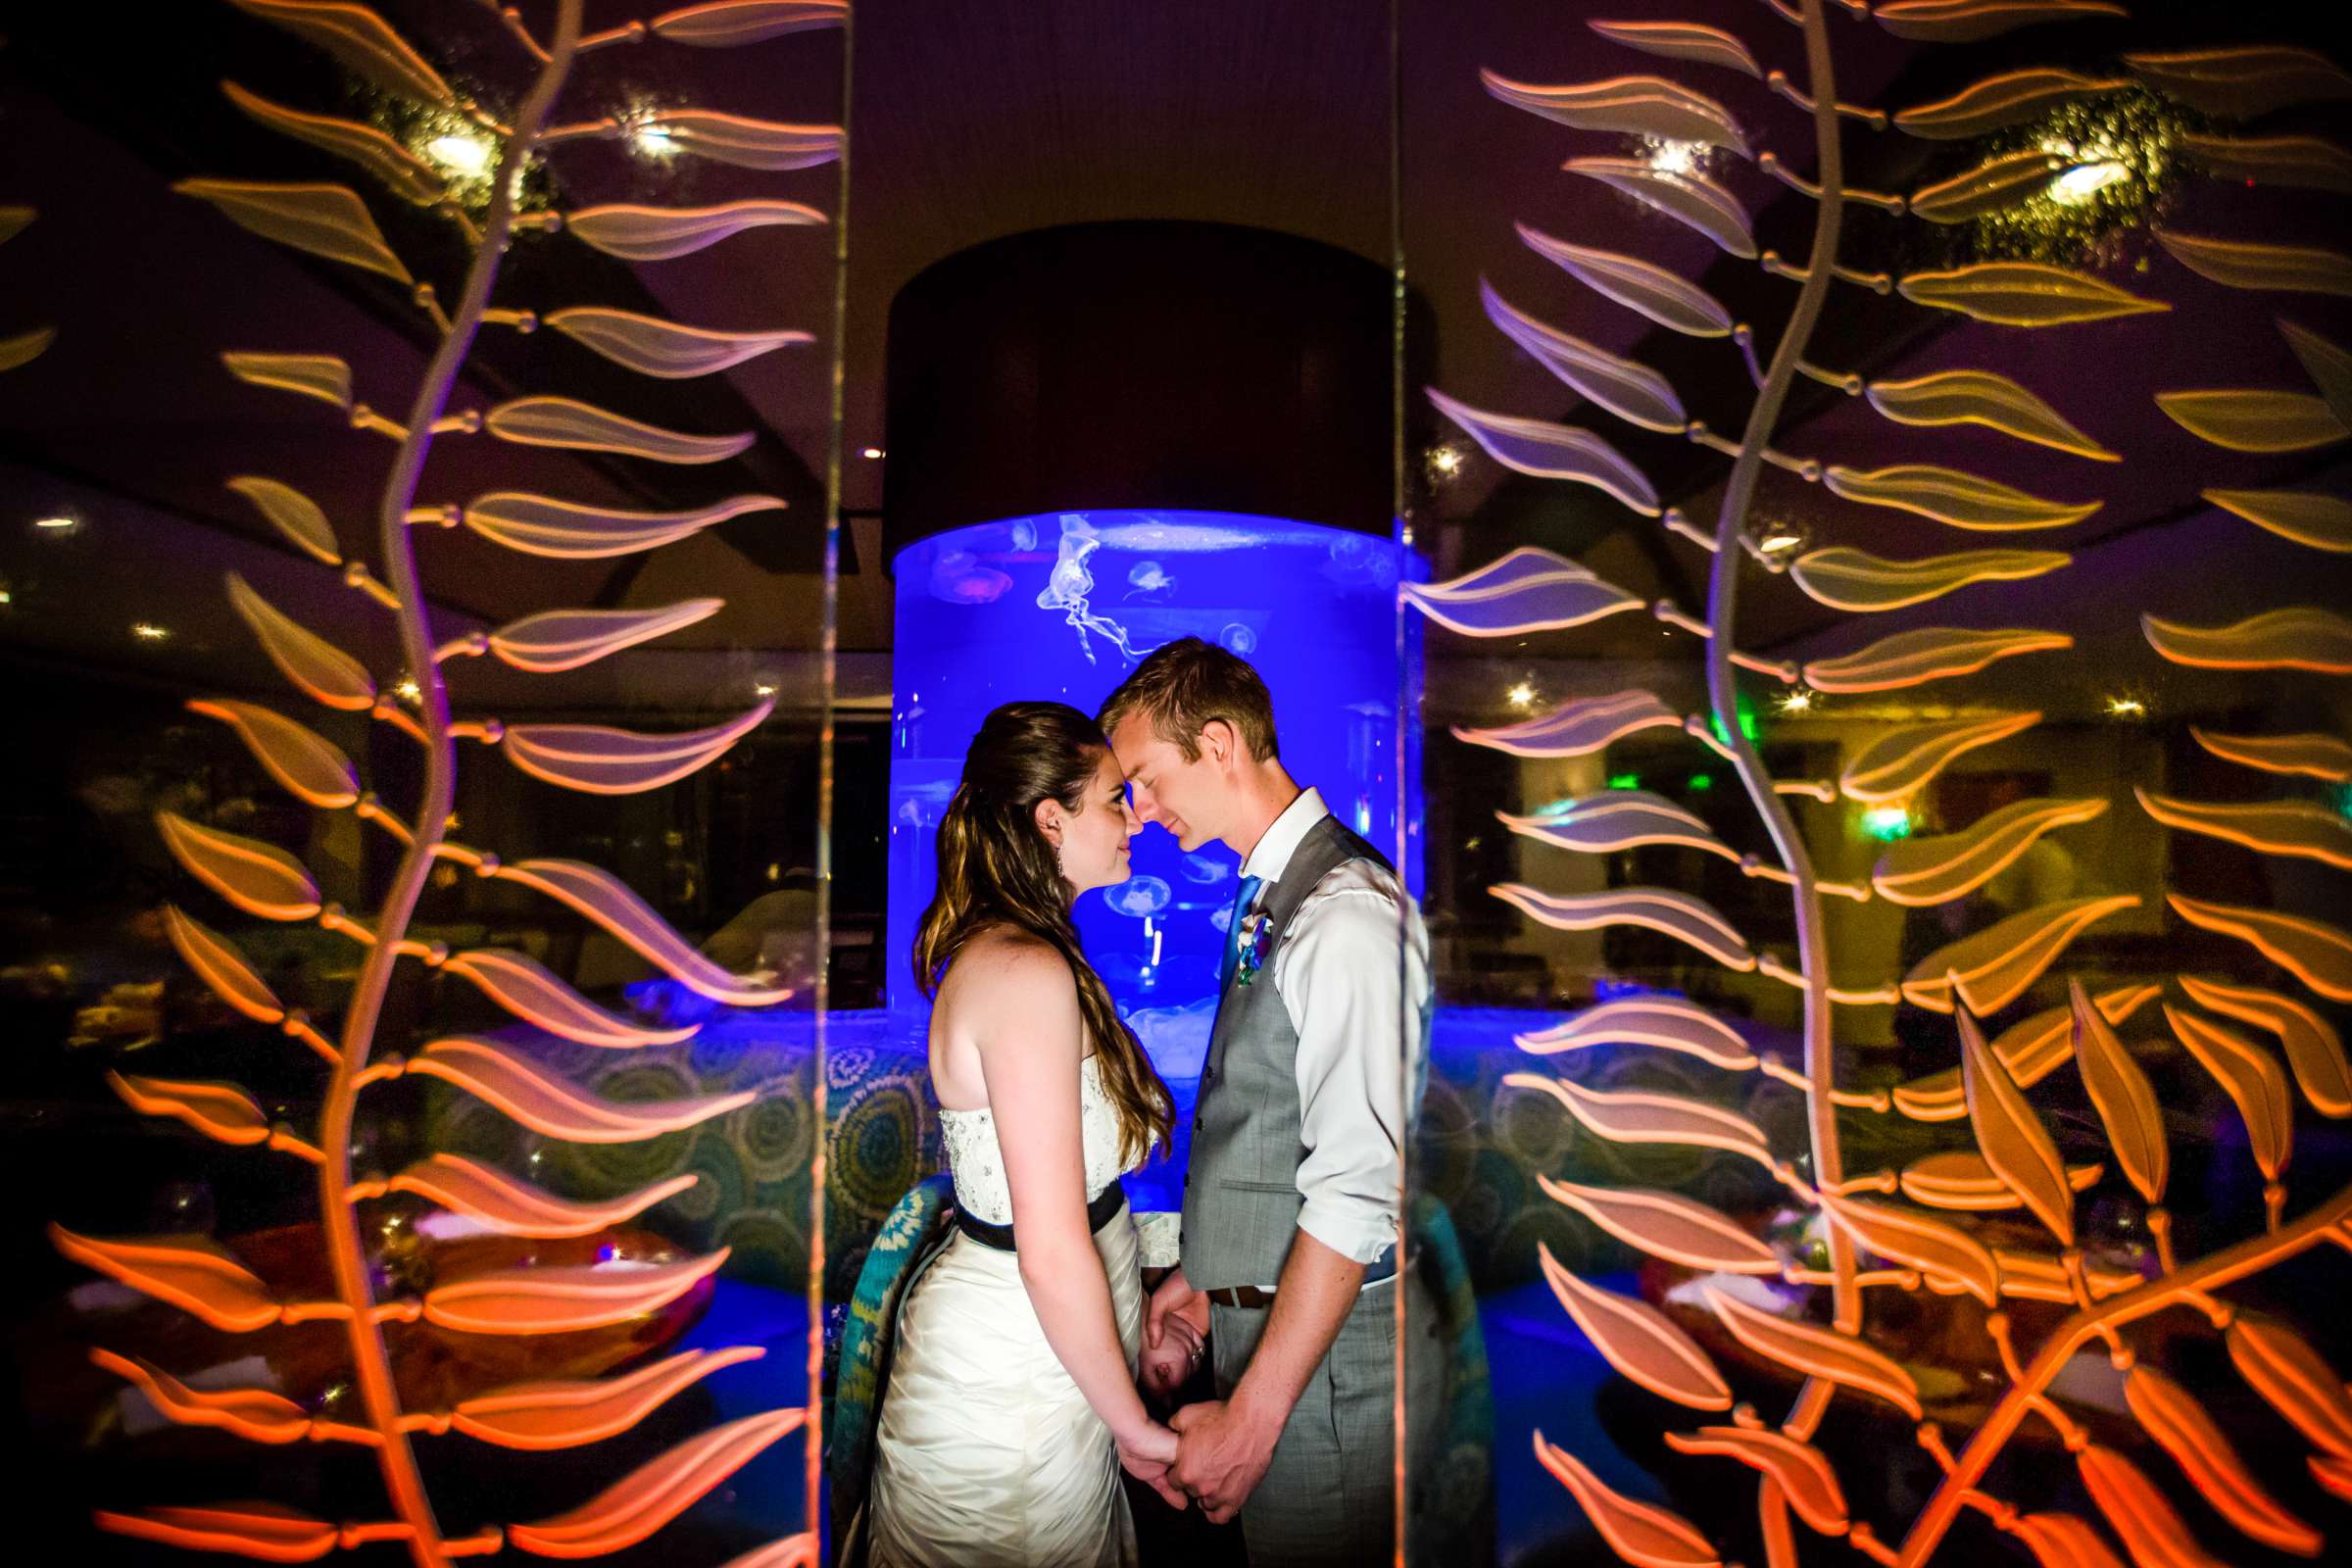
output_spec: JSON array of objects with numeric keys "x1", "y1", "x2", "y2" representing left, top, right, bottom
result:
[{"x1": 1098, "y1": 637, "x2": 1280, "y2": 763}]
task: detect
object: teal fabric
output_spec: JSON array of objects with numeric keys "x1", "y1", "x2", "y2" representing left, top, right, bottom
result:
[
  {"x1": 1217, "y1": 873, "x2": 1264, "y2": 988},
  {"x1": 825, "y1": 1172, "x2": 955, "y2": 1561}
]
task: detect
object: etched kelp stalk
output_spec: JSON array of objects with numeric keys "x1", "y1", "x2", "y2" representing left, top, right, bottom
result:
[
  {"x1": 47, "y1": 2, "x2": 844, "y2": 1563},
  {"x1": 1419, "y1": 1, "x2": 2352, "y2": 1563}
]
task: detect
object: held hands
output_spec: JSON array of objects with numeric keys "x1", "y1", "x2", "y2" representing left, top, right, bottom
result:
[
  {"x1": 1115, "y1": 1417, "x2": 1188, "y2": 1510},
  {"x1": 1169, "y1": 1397, "x2": 1278, "y2": 1525}
]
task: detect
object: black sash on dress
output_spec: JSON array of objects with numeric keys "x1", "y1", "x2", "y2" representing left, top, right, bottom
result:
[{"x1": 953, "y1": 1182, "x2": 1128, "y2": 1250}]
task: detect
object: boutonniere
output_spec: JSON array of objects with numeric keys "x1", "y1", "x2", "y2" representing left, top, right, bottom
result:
[{"x1": 1236, "y1": 911, "x2": 1272, "y2": 986}]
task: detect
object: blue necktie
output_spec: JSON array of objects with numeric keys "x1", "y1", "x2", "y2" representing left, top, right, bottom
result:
[{"x1": 1219, "y1": 874, "x2": 1265, "y2": 989}]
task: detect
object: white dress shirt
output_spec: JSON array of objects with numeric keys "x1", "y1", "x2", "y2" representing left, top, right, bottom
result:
[{"x1": 1236, "y1": 786, "x2": 1430, "y2": 1271}]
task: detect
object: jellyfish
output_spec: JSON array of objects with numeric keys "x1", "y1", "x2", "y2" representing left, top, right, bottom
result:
[
  {"x1": 1208, "y1": 904, "x2": 1235, "y2": 935},
  {"x1": 1322, "y1": 533, "x2": 1396, "y2": 589},
  {"x1": 929, "y1": 549, "x2": 1012, "y2": 605},
  {"x1": 1180, "y1": 853, "x2": 1233, "y2": 885},
  {"x1": 1124, "y1": 560, "x2": 1177, "y2": 600},
  {"x1": 1102, "y1": 875, "x2": 1172, "y2": 917},
  {"x1": 1009, "y1": 516, "x2": 1038, "y2": 552},
  {"x1": 1034, "y1": 514, "x2": 1145, "y2": 664},
  {"x1": 1219, "y1": 621, "x2": 1257, "y2": 657}
]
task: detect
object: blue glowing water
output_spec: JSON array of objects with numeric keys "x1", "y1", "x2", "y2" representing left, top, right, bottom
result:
[{"x1": 888, "y1": 510, "x2": 1422, "y2": 1017}]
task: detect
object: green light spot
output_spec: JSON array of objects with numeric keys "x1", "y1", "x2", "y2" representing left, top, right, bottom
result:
[
  {"x1": 1606, "y1": 772, "x2": 1642, "y2": 791},
  {"x1": 1687, "y1": 773, "x2": 1714, "y2": 793},
  {"x1": 1861, "y1": 806, "x2": 1914, "y2": 842}
]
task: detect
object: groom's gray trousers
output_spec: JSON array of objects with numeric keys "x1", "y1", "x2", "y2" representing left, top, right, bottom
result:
[{"x1": 1208, "y1": 1270, "x2": 1443, "y2": 1567}]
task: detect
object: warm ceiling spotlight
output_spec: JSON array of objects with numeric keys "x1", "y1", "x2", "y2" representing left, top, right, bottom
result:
[
  {"x1": 623, "y1": 114, "x2": 680, "y2": 159},
  {"x1": 395, "y1": 677, "x2": 422, "y2": 702},
  {"x1": 34, "y1": 514, "x2": 76, "y2": 530},
  {"x1": 2105, "y1": 694, "x2": 2147, "y2": 719},
  {"x1": 0, "y1": 585, "x2": 12, "y2": 606},
  {"x1": 2048, "y1": 161, "x2": 2129, "y2": 206},
  {"x1": 861, "y1": 447, "x2": 885, "y2": 460},
  {"x1": 1639, "y1": 136, "x2": 1705, "y2": 177},
  {"x1": 1427, "y1": 445, "x2": 1464, "y2": 479},
  {"x1": 424, "y1": 132, "x2": 495, "y2": 175},
  {"x1": 1861, "y1": 804, "x2": 1914, "y2": 842},
  {"x1": 1505, "y1": 680, "x2": 1537, "y2": 710},
  {"x1": 755, "y1": 680, "x2": 778, "y2": 698},
  {"x1": 132, "y1": 622, "x2": 170, "y2": 641},
  {"x1": 1757, "y1": 532, "x2": 1802, "y2": 555},
  {"x1": 1778, "y1": 689, "x2": 1814, "y2": 714}
]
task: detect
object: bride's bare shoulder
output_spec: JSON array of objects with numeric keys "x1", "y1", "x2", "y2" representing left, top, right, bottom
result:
[{"x1": 940, "y1": 924, "x2": 1074, "y2": 1008}]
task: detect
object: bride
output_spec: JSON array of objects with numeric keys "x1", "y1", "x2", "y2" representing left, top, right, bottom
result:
[{"x1": 866, "y1": 701, "x2": 1199, "y2": 1567}]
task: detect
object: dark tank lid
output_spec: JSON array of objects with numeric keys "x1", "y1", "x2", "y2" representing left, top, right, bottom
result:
[{"x1": 882, "y1": 220, "x2": 1395, "y2": 564}]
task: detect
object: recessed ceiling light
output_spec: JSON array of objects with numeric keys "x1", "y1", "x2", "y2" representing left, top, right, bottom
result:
[
  {"x1": 132, "y1": 622, "x2": 170, "y2": 640},
  {"x1": 861, "y1": 447, "x2": 885, "y2": 460},
  {"x1": 34, "y1": 515, "x2": 76, "y2": 530}
]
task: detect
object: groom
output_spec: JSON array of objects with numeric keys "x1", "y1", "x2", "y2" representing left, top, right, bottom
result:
[{"x1": 1100, "y1": 637, "x2": 1435, "y2": 1566}]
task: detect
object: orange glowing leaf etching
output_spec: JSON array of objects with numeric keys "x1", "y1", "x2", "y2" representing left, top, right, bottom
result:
[
  {"x1": 2077, "y1": 1446, "x2": 2230, "y2": 1568},
  {"x1": 1535, "y1": 1242, "x2": 1731, "y2": 1410},
  {"x1": 564, "y1": 200, "x2": 827, "y2": 261},
  {"x1": 1819, "y1": 1192, "x2": 2000, "y2": 1304},
  {"x1": 390, "y1": 1154, "x2": 699, "y2": 1238},
  {"x1": 90, "y1": 1348, "x2": 312, "y2": 1445},
  {"x1": 2191, "y1": 726, "x2": 2352, "y2": 780},
  {"x1": 2127, "y1": 45, "x2": 2352, "y2": 120},
  {"x1": 1518, "y1": 225, "x2": 1734, "y2": 338},
  {"x1": 2313, "y1": 1455, "x2": 2352, "y2": 1504},
  {"x1": 465, "y1": 491, "x2": 786, "y2": 560},
  {"x1": 1841, "y1": 710, "x2": 2039, "y2": 803},
  {"x1": 1538, "y1": 1177, "x2": 1779, "y2": 1273},
  {"x1": 1899, "y1": 1151, "x2": 2101, "y2": 1211},
  {"x1": 2229, "y1": 1314, "x2": 2352, "y2": 1458},
  {"x1": 2137, "y1": 788, "x2": 2352, "y2": 869},
  {"x1": 1910, "y1": 149, "x2": 2069, "y2": 223},
  {"x1": 1498, "y1": 792, "x2": 1729, "y2": 858},
  {"x1": 173, "y1": 179, "x2": 412, "y2": 283},
  {"x1": 544, "y1": 309, "x2": 811, "y2": 379},
  {"x1": 1877, "y1": 1, "x2": 2126, "y2": 43},
  {"x1": 490, "y1": 858, "x2": 792, "y2": 1005},
  {"x1": 453, "y1": 1346, "x2": 766, "y2": 1449},
  {"x1": 1426, "y1": 388, "x2": 1661, "y2": 513},
  {"x1": 1563, "y1": 156, "x2": 1756, "y2": 258},
  {"x1": 2155, "y1": 388, "x2": 2348, "y2": 452},
  {"x1": 1534, "y1": 1432, "x2": 1722, "y2": 1567},
  {"x1": 1997, "y1": 1251, "x2": 2138, "y2": 1305},
  {"x1": 1898, "y1": 263, "x2": 2168, "y2": 327},
  {"x1": 423, "y1": 1249, "x2": 730, "y2": 1336},
  {"x1": 1893, "y1": 68, "x2": 2129, "y2": 138},
  {"x1": 1791, "y1": 547, "x2": 2074, "y2": 613},
  {"x1": 2282, "y1": 319, "x2": 2352, "y2": 424},
  {"x1": 2180, "y1": 976, "x2": 2351, "y2": 1117},
  {"x1": 1893, "y1": 984, "x2": 2160, "y2": 1119},
  {"x1": 1704, "y1": 1285, "x2": 1923, "y2": 1417},
  {"x1": 228, "y1": 0, "x2": 455, "y2": 106},
  {"x1": 1492, "y1": 884, "x2": 1753, "y2": 970},
  {"x1": 1517, "y1": 998, "x2": 1757, "y2": 1070},
  {"x1": 225, "y1": 476, "x2": 341, "y2": 564},
  {"x1": 1663, "y1": 1427, "x2": 1848, "y2": 1535},
  {"x1": 2157, "y1": 232, "x2": 2352, "y2": 297},
  {"x1": 50, "y1": 1226, "x2": 281, "y2": 1333},
  {"x1": 1482, "y1": 282, "x2": 1689, "y2": 433},
  {"x1": 650, "y1": 1, "x2": 848, "y2": 46},
  {"x1": 2124, "y1": 1364, "x2": 2322, "y2": 1555},
  {"x1": 223, "y1": 351, "x2": 352, "y2": 411},
  {"x1": 487, "y1": 600, "x2": 723, "y2": 673},
  {"x1": 502, "y1": 700, "x2": 772, "y2": 794},
  {"x1": 1863, "y1": 370, "x2": 2116, "y2": 459},
  {"x1": 110, "y1": 1071, "x2": 273, "y2": 1147},
  {"x1": 2169, "y1": 895, "x2": 2352, "y2": 1001},
  {"x1": 1401, "y1": 547, "x2": 1644, "y2": 637},
  {"x1": 717, "y1": 1536, "x2": 820, "y2": 1568},
  {"x1": 187, "y1": 699, "x2": 360, "y2": 808},
  {"x1": 2166, "y1": 1006, "x2": 2292, "y2": 1181},
  {"x1": 1959, "y1": 1007, "x2": 2074, "y2": 1245},
  {"x1": 1822, "y1": 465, "x2": 2100, "y2": 530},
  {"x1": 1803, "y1": 626, "x2": 2072, "y2": 694},
  {"x1": 97, "y1": 1500, "x2": 340, "y2": 1562},
  {"x1": 1587, "y1": 20, "x2": 1759, "y2": 76},
  {"x1": 441, "y1": 949, "x2": 699, "y2": 1049},
  {"x1": 0, "y1": 324, "x2": 55, "y2": 371},
  {"x1": 1505, "y1": 1071, "x2": 1770, "y2": 1162},
  {"x1": 156, "y1": 810, "x2": 321, "y2": 921},
  {"x1": 220, "y1": 81, "x2": 446, "y2": 206},
  {"x1": 2011, "y1": 1512, "x2": 2131, "y2": 1568},
  {"x1": 1453, "y1": 689, "x2": 1680, "y2": 758},
  {"x1": 505, "y1": 1405, "x2": 806, "y2": 1556},
  {"x1": 224, "y1": 572, "x2": 376, "y2": 710},
  {"x1": 485, "y1": 397, "x2": 755, "y2": 465},
  {"x1": 1901, "y1": 894, "x2": 2138, "y2": 1014},
  {"x1": 2180, "y1": 134, "x2": 2352, "y2": 196},
  {"x1": 632, "y1": 110, "x2": 841, "y2": 171},
  {"x1": 407, "y1": 1038, "x2": 755, "y2": 1143},
  {"x1": 1482, "y1": 70, "x2": 1748, "y2": 157},
  {"x1": 160, "y1": 906, "x2": 286, "y2": 1023},
  {"x1": 2071, "y1": 979, "x2": 2168, "y2": 1203},
  {"x1": 1873, "y1": 797, "x2": 2107, "y2": 906},
  {"x1": 2204, "y1": 489, "x2": 2352, "y2": 553}
]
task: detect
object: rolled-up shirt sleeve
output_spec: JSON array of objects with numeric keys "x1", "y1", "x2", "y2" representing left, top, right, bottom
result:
[{"x1": 1274, "y1": 864, "x2": 1429, "y2": 1266}]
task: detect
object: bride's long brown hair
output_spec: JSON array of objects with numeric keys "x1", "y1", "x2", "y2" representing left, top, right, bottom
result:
[{"x1": 912, "y1": 701, "x2": 1174, "y2": 1165}]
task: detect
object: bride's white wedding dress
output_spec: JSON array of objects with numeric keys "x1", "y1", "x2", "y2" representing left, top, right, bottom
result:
[{"x1": 866, "y1": 1054, "x2": 1146, "y2": 1567}]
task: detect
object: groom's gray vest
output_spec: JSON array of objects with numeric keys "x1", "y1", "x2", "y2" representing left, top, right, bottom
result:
[{"x1": 1180, "y1": 813, "x2": 1395, "y2": 1291}]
